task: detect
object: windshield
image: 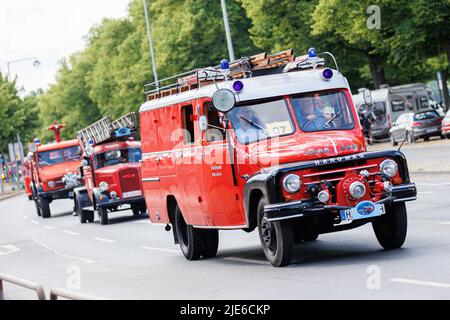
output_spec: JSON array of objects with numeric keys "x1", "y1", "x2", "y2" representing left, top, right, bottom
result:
[
  {"x1": 229, "y1": 99, "x2": 295, "y2": 144},
  {"x1": 38, "y1": 146, "x2": 81, "y2": 168},
  {"x1": 291, "y1": 90, "x2": 355, "y2": 132},
  {"x1": 414, "y1": 111, "x2": 440, "y2": 121},
  {"x1": 94, "y1": 148, "x2": 142, "y2": 169}
]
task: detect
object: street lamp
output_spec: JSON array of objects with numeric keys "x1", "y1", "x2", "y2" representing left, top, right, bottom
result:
[
  {"x1": 7, "y1": 57, "x2": 42, "y2": 78},
  {"x1": 220, "y1": 0, "x2": 235, "y2": 62},
  {"x1": 143, "y1": 0, "x2": 159, "y2": 86}
]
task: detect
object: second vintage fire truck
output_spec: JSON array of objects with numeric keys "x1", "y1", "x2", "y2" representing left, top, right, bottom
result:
[
  {"x1": 73, "y1": 113, "x2": 147, "y2": 225},
  {"x1": 139, "y1": 48, "x2": 417, "y2": 267},
  {"x1": 27, "y1": 121, "x2": 83, "y2": 218}
]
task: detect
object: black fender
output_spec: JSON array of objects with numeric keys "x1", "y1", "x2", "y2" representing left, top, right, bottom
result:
[
  {"x1": 243, "y1": 150, "x2": 412, "y2": 230},
  {"x1": 74, "y1": 187, "x2": 93, "y2": 210}
]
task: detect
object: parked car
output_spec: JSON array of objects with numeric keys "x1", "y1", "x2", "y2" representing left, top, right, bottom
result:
[
  {"x1": 441, "y1": 109, "x2": 450, "y2": 138},
  {"x1": 390, "y1": 110, "x2": 444, "y2": 145}
]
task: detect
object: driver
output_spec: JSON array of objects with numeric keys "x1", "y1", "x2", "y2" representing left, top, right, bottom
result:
[{"x1": 298, "y1": 98, "x2": 326, "y2": 130}]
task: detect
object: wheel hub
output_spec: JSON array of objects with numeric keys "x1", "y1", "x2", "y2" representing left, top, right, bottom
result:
[{"x1": 261, "y1": 217, "x2": 276, "y2": 253}]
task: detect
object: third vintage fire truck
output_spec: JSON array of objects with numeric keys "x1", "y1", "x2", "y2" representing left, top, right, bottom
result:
[
  {"x1": 139, "y1": 48, "x2": 417, "y2": 267},
  {"x1": 73, "y1": 113, "x2": 147, "y2": 225}
]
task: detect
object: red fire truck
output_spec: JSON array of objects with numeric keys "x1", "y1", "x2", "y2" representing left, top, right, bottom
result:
[
  {"x1": 139, "y1": 48, "x2": 417, "y2": 267},
  {"x1": 73, "y1": 113, "x2": 147, "y2": 225},
  {"x1": 28, "y1": 121, "x2": 83, "y2": 218}
]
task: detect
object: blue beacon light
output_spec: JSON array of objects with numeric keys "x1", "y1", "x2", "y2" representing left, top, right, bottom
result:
[
  {"x1": 233, "y1": 80, "x2": 244, "y2": 92},
  {"x1": 322, "y1": 68, "x2": 334, "y2": 80},
  {"x1": 308, "y1": 48, "x2": 317, "y2": 58},
  {"x1": 34, "y1": 138, "x2": 41, "y2": 145},
  {"x1": 220, "y1": 59, "x2": 230, "y2": 70}
]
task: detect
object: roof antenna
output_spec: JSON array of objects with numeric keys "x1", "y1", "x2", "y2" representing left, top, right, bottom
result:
[{"x1": 47, "y1": 121, "x2": 66, "y2": 143}]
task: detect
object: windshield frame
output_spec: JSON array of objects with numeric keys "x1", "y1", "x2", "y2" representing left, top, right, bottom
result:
[
  {"x1": 37, "y1": 146, "x2": 81, "y2": 168},
  {"x1": 93, "y1": 148, "x2": 142, "y2": 170}
]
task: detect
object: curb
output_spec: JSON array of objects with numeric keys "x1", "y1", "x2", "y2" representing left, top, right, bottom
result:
[{"x1": 0, "y1": 192, "x2": 24, "y2": 202}]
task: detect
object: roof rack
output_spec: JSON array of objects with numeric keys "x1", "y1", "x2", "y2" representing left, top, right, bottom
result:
[
  {"x1": 144, "y1": 49, "x2": 301, "y2": 102},
  {"x1": 77, "y1": 112, "x2": 137, "y2": 150}
]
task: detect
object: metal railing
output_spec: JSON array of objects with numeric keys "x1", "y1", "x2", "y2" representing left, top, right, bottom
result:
[
  {"x1": 0, "y1": 273, "x2": 46, "y2": 300},
  {"x1": 0, "y1": 273, "x2": 105, "y2": 300}
]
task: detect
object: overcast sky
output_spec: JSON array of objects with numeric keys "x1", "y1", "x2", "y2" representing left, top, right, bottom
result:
[{"x1": 0, "y1": 0, "x2": 131, "y2": 94}]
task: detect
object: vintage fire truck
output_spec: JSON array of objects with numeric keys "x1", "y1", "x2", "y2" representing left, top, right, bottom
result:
[
  {"x1": 28, "y1": 121, "x2": 83, "y2": 218},
  {"x1": 139, "y1": 48, "x2": 417, "y2": 267},
  {"x1": 73, "y1": 113, "x2": 147, "y2": 225}
]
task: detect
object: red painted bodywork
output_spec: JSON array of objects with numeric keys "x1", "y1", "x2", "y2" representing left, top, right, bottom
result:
[
  {"x1": 140, "y1": 89, "x2": 400, "y2": 227},
  {"x1": 82, "y1": 140, "x2": 144, "y2": 202},
  {"x1": 30, "y1": 139, "x2": 81, "y2": 193},
  {"x1": 23, "y1": 159, "x2": 33, "y2": 197},
  {"x1": 442, "y1": 117, "x2": 450, "y2": 135}
]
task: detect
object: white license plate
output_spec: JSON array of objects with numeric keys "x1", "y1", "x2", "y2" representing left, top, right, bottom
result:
[
  {"x1": 122, "y1": 190, "x2": 142, "y2": 199},
  {"x1": 426, "y1": 128, "x2": 438, "y2": 133},
  {"x1": 340, "y1": 201, "x2": 385, "y2": 223}
]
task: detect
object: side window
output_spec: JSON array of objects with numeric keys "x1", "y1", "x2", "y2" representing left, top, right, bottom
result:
[
  {"x1": 203, "y1": 102, "x2": 225, "y2": 142},
  {"x1": 181, "y1": 105, "x2": 195, "y2": 144}
]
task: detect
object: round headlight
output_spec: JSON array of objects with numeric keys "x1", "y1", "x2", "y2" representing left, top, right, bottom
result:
[
  {"x1": 380, "y1": 159, "x2": 398, "y2": 178},
  {"x1": 318, "y1": 190, "x2": 330, "y2": 204},
  {"x1": 283, "y1": 174, "x2": 302, "y2": 194},
  {"x1": 99, "y1": 181, "x2": 109, "y2": 192},
  {"x1": 349, "y1": 181, "x2": 366, "y2": 199},
  {"x1": 110, "y1": 191, "x2": 118, "y2": 199},
  {"x1": 48, "y1": 181, "x2": 56, "y2": 188},
  {"x1": 383, "y1": 181, "x2": 393, "y2": 193},
  {"x1": 212, "y1": 89, "x2": 236, "y2": 113},
  {"x1": 85, "y1": 145, "x2": 94, "y2": 156}
]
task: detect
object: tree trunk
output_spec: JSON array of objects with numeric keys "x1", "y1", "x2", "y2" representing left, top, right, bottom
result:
[
  {"x1": 368, "y1": 55, "x2": 386, "y2": 89},
  {"x1": 442, "y1": 47, "x2": 450, "y2": 112}
]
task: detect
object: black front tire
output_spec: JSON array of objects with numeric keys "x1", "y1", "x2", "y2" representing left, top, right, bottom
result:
[
  {"x1": 257, "y1": 198, "x2": 293, "y2": 267},
  {"x1": 201, "y1": 230, "x2": 219, "y2": 258},
  {"x1": 373, "y1": 202, "x2": 407, "y2": 249},
  {"x1": 40, "y1": 198, "x2": 51, "y2": 219},
  {"x1": 99, "y1": 206, "x2": 109, "y2": 225},
  {"x1": 34, "y1": 200, "x2": 41, "y2": 217},
  {"x1": 174, "y1": 205, "x2": 202, "y2": 260}
]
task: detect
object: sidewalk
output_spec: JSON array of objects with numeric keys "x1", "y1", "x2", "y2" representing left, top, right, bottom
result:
[{"x1": 0, "y1": 182, "x2": 24, "y2": 201}]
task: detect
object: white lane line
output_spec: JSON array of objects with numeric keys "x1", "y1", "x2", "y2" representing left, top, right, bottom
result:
[
  {"x1": 0, "y1": 244, "x2": 21, "y2": 255},
  {"x1": 135, "y1": 220, "x2": 152, "y2": 224},
  {"x1": 93, "y1": 237, "x2": 116, "y2": 243},
  {"x1": 43, "y1": 226, "x2": 55, "y2": 230},
  {"x1": 62, "y1": 230, "x2": 80, "y2": 236},
  {"x1": 33, "y1": 238, "x2": 95, "y2": 264},
  {"x1": 439, "y1": 222, "x2": 450, "y2": 225},
  {"x1": 418, "y1": 191, "x2": 436, "y2": 194},
  {"x1": 223, "y1": 257, "x2": 269, "y2": 265},
  {"x1": 390, "y1": 278, "x2": 450, "y2": 289},
  {"x1": 141, "y1": 246, "x2": 179, "y2": 254},
  {"x1": 30, "y1": 220, "x2": 39, "y2": 224}
]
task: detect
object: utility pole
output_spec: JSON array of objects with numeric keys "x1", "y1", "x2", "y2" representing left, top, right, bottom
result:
[
  {"x1": 220, "y1": 0, "x2": 235, "y2": 62},
  {"x1": 143, "y1": 0, "x2": 159, "y2": 85}
]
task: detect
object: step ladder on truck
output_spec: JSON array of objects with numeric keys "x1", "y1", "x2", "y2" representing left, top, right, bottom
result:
[{"x1": 73, "y1": 112, "x2": 147, "y2": 225}]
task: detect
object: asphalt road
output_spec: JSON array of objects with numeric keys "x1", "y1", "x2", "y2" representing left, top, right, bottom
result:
[{"x1": 1, "y1": 143, "x2": 450, "y2": 300}]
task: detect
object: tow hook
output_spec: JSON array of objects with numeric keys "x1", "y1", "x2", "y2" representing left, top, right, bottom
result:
[{"x1": 165, "y1": 224, "x2": 171, "y2": 232}]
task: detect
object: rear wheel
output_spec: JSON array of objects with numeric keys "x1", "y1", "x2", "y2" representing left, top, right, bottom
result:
[
  {"x1": 372, "y1": 202, "x2": 407, "y2": 249},
  {"x1": 201, "y1": 230, "x2": 219, "y2": 258},
  {"x1": 174, "y1": 205, "x2": 202, "y2": 260},
  {"x1": 99, "y1": 206, "x2": 109, "y2": 225},
  {"x1": 40, "y1": 198, "x2": 51, "y2": 219},
  {"x1": 257, "y1": 198, "x2": 293, "y2": 267},
  {"x1": 303, "y1": 232, "x2": 319, "y2": 242}
]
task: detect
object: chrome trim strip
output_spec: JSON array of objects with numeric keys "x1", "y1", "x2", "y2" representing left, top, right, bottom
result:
[
  {"x1": 193, "y1": 224, "x2": 248, "y2": 230},
  {"x1": 142, "y1": 177, "x2": 160, "y2": 182},
  {"x1": 267, "y1": 213, "x2": 304, "y2": 222},
  {"x1": 394, "y1": 196, "x2": 417, "y2": 203}
]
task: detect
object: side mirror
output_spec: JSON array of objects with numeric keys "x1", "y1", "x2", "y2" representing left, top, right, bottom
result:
[
  {"x1": 85, "y1": 145, "x2": 94, "y2": 157},
  {"x1": 363, "y1": 88, "x2": 372, "y2": 105},
  {"x1": 212, "y1": 89, "x2": 236, "y2": 113},
  {"x1": 28, "y1": 143, "x2": 37, "y2": 153},
  {"x1": 199, "y1": 115, "x2": 208, "y2": 132},
  {"x1": 81, "y1": 159, "x2": 89, "y2": 167},
  {"x1": 26, "y1": 152, "x2": 33, "y2": 161}
]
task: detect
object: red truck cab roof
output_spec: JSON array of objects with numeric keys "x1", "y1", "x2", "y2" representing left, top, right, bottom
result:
[{"x1": 37, "y1": 139, "x2": 80, "y2": 153}]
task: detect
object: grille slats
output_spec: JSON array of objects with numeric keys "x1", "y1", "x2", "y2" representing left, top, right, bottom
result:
[{"x1": 119, "y1": 168, "x2": 140, "y2": 193}]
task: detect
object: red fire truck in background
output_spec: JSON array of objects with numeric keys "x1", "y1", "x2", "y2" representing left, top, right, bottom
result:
[
  {"x1": 73, "y1": 112, "x2": 147, "y2": 225},
  {"x1": 139, "y1": 48, "x2": 417, "y2": 267},
  {"x1": 27, "y1": 121, "x2": 83, "y2": 218}
]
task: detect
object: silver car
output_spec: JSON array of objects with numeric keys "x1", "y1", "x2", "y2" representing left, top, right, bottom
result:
[{"x1": 389, "y1": 111, "x2": 443, "y2": 145}]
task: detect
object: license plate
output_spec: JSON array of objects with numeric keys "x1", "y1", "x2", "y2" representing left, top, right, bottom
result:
[
  {"x1": 122, "y1": 190, "x2": 142, "y2": 199},
  {"x1": 340, "y1": 201, "x2": 385, "y2": 223},
  {"x1": 426, "y1": 128, "x2": 438, "y2": 133}
]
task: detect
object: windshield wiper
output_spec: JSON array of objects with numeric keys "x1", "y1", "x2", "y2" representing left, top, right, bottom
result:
[
  {"x1": 239, "y1": 116, "x2": 268, "y2": 136},
  {"x1": 324, "y1": 110, "x2": 343, "y2": 128}
]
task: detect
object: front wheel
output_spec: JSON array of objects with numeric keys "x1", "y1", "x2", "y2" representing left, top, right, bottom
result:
[
  {"x1": 372, "y1": 202, "x2": 407, "y2": 249},
  {"x1": 257, "y1": 198, "x2": 293, "y2": 267},
  {"x1": 201, "y1": 230, "x2": 219, "y2": 258},
  {"x1": 40, "y1": 198, "x2": 51, "y2": 219},
  {"x1": 99, "y1": 206, "x2": 109, "y2": 225},
  {"x1": 174, "y1": 205, "x2": 202, "y2": 260},
  {"x1": 34, "y1": 200, "x2": 41, "y2": 217}
]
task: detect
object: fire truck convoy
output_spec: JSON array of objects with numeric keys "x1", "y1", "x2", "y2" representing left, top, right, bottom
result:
[
  {"x1": 73, "y1": 113, "x2": 147, "y2": 225},
  {"x1": 27, "y1": 121, "x2": 83, "y2": 218},
  {"x1": 139, "y1": 48, "x2": 418, "y2": 267}
]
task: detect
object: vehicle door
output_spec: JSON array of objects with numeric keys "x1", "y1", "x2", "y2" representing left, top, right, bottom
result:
[
  {"x1": 83, "y1": 156, "x2": 95, "y2": 201},
  {"x1": 199, "y1": 101, "x2": 243, "y2": 227},
  {"x1": 176, "y1": 102, "x2": 207, "y2": 226}
]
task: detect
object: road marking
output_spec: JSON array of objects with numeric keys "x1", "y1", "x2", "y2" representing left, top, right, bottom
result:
[
  {"x1": 390, "y1": 278, "x2": 450, "y2": 289},
  {"x1": 223, "y1": 257, "x2": 269, "y2": 265},
  {"x1": 33, "y1": 238, "x2": 95, "y2": 264},
  {"x1": 93, "y1": 237, "x2": 116, "y2": 243},
  {"x1": 418, "y1": 191, "x2": 436, "y2": 194},
  {"x1": 141, "y1": 246, "x2": 179, "y2": 254},
  {"x1": 0, "y1": 244, "x2": 21, "y2": 255},
  {"x1": 439, "y1": 222, "x2": 450, "y2": 225},
  {"x1": 30, "y1": 220, "x2": 39, "y2": 224},
  {"x1": 43, "y1": 226, "x2": 55, "y2": 230},
  {"x1": 22, "y1": 216, "x2": 28, "y2": 220},
  {"x1": 135, "y1": 219, "x2": 152, "y2": 224},
  {"x1": 62, "y1": 230, "x2": 80, "y2": 236}
]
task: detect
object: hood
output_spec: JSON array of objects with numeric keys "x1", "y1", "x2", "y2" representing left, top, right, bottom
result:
[
  {"x1": 94, "y1": 162, "x2": 141, "y2": 175},
  {"x1": 39, "y1": 161, "x2": 80, "y2": 182},
  {"x1": 246, "y1": 131, "x2": 366, "y2": 168}
]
